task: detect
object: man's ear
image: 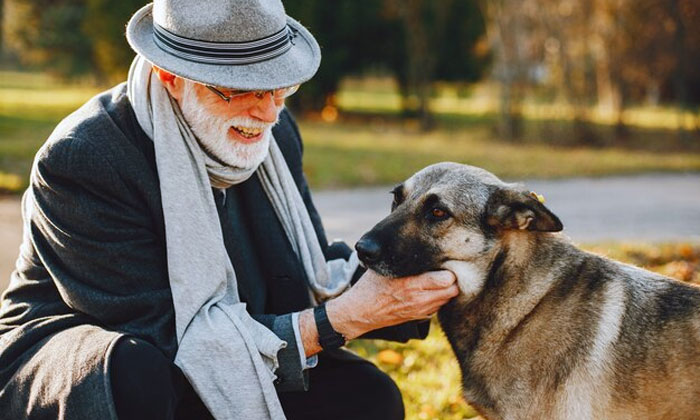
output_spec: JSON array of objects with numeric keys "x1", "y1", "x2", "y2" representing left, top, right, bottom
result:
[
  {"x1": 152, "y1": 66, "x2": 184, "y2": 101},
  {"x1": 485, "y1": 188, "x2": 563, "y2": 232}
]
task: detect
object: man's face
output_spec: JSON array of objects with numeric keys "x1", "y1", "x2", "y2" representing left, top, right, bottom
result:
[{"x1": 178, "y1": 80, "x2": 285, "y2": 169}]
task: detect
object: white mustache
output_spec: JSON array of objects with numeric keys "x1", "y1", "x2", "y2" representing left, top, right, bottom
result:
[{"x1": 226, "y1": 116, "x2": 277, "y2": 131}]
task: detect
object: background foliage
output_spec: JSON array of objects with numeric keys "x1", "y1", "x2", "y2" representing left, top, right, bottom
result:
[{"x1": 3, "y1": 0, "x2": 699, "y2": 138}]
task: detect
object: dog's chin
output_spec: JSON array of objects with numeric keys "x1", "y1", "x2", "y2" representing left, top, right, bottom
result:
[{"x1": 441, "y1": 260, "x2": 488, "y2": 300}]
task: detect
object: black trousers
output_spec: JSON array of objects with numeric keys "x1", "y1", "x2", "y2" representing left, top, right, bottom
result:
[{"x1": 110, "y1": 337, "x2": 404, "y2": 420}]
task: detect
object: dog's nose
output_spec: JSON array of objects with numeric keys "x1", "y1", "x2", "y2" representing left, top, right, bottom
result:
[{"x1": 355, "y1": 237, "x2": 382, "y2": 264}]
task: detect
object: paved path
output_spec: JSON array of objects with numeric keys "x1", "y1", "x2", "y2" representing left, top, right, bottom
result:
[
  {"x1": 313, "y1": 173, "x2": 700, "y2": 245},
  {"x1": 2, "y1": 173, "x2": 700, "y2": 291}
]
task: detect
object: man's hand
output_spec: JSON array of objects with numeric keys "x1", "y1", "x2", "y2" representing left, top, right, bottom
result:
[
  {"x1": 298, "y1": 270, "x2": 459, "y2": 358},
  {"x1": 326, "y1": 269, "x2": 459, "y2": 341}
]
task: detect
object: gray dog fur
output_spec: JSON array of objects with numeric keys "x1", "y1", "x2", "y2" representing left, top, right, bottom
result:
[{"x1": 357, "y1": 162, "x2": 700, "y2": 420}]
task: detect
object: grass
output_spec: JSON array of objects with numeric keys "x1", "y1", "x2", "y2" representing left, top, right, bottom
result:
[
  {"x1": 347, "y1": 241, "x2": 700, "y2": 420},
  {"x1": 338, "y1": 78, "x2": 700, "y2": 131},
  {"x1": 299, "y1": 120, "x2": 700, "y2": 189},
  {"x1": 1, "y1": 71, "x2": 700, "y2": 193},
  {"x1": 0, "y1": 71, "x2": 102, "y2": 193}
]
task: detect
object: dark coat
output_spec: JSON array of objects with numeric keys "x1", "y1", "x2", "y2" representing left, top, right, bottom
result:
[{"x1": 0, "y1": 84, "x2": 427, "y2": 419}]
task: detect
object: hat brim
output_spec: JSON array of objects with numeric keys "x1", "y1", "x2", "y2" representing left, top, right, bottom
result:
[{"x1": 126, "y1": 3, "x2": 321, "y2": 90}]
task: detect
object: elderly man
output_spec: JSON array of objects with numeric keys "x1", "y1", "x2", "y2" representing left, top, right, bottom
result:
[{"x1": 0, "y1": 1, "x2": 458, "y2": 419}]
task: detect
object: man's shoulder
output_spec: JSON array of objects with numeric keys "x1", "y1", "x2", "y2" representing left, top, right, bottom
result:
[{"x1": 35, "y1": 83, "x2": 155, "y2": 180}]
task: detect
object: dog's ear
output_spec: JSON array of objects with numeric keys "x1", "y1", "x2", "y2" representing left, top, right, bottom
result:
[{"x1": 485, "y1": 188, "x2": 563, "y2": 232}]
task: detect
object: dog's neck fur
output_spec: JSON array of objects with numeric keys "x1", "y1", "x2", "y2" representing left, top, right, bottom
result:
[{"x1": 438, "y1": 231, "x2": 593, "y2": 418}]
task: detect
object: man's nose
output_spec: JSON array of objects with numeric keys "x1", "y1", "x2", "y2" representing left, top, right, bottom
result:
[{"x1": 249, "y1": 92, "x2": 279, "y2": 123}]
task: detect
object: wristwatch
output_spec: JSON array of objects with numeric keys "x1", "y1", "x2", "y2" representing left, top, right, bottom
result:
[{"x1": 313, "y1": 303, "x2": 346, "y2": 350}]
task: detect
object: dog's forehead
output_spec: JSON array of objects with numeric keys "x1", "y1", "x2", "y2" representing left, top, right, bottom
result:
[{"x1": 405, "y1": 162, "x2": 507, "y2": 203}]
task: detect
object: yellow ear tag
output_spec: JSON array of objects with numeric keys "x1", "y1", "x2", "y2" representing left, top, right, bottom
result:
[{"x1": 530, "y1": 191, "x2": 546, "y2": 204}]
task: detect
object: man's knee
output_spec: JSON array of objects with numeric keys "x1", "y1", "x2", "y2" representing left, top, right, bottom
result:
[
  {"x1": 110, "y1": 337, "x2": 179, "y2": 420},
  {"x1": 346, "y1": 362, "x2": 405, "y2": 420}
]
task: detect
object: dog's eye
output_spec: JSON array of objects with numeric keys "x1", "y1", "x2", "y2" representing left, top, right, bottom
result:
[
  {"x1": 432, "y1": 208, "x2": 446, "y2": 218},
  {"x1": 428, "y1": 207, "x2": 450, "y2": 221}
]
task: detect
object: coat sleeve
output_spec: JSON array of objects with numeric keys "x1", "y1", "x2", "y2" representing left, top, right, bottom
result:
[
  {"x1": 251, "y1": 313, "x2": 309, "y2": 392},
  {"x1": 28, "y1": 134, "x2": 177, "y2": 357}
]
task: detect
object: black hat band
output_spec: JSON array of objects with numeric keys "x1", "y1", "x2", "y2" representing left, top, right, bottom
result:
[{"x1": 153, "y1": 23, "x2": 294, "y2": 65}]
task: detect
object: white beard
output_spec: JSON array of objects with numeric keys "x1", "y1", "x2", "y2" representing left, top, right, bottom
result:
[{"x1": 178, "y1": 81, "x2": 280, "y2": 170}]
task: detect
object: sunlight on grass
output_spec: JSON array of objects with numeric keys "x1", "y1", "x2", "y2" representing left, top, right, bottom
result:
[
  {"x1": 1, "y1": 71, "x2": 699, "y2": 195},
  {"x1": 0, "y1": 72, "x2": 101, "y2": 192},
  {"x1": 349, "y1": 242, "x2": 700, "y2": 420},
  {"x1": 0, "y1": 172, "x2": 23, "y2": 193},
  {"x1": 299, "y1": 121, "x2": 700, "y2": 189},
  {"x1": 338, "y1": 78, "x2": 700, "y2": 131},
  {"x1": 0, "y1": 88, "x2": 102, "y2": 113}
]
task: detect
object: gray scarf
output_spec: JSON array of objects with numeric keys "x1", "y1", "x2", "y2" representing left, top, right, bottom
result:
[{"x1": 127, "y1": 56, "x2": 358, "y2": 420}]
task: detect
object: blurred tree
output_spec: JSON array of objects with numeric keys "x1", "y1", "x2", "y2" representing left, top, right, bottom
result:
[
  {"x1": 478, "y1": 0, "x2": 532, "y2": 140},
  {"x1": 666, "y1": 0, "x2": 698, "y2": 137},
  {"x1": 385, "y1": 0, "x2": 489, "y2": 129},
  {"x1": 286, "y1": 0, "x2": 489, "y2": 129},
  {"x1": 385, "y1": 0, "x2": 438, "y2": 128},
  {"x1": 284, "y1": 0, "x2": 403, "y2": 112},
  {"x1": 5, "y1": 0, "x2": 147, "y2": 81},
  {"x1": 593, "y1": 0, "x2": 700, "y2": 137},
  {"x1": 83, "y1": 0, "x2": 148, "y2": 83},
  {"x1": 538, "y1": 0, "x2": 600, "y2": 144},
  {"x1": 5, "y1": 0, "x2": 93, "y2": 77},
  {"x1": 483, "y1": 0, "x2": 700, "y2": 142},
  {"x1": 1, "y1": 0, "x2": 4, "y2": 56}
]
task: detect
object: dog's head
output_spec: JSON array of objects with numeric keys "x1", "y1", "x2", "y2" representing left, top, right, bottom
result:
[{"x1": 356, "y1": 162, "x2": 563, "y2": 278}]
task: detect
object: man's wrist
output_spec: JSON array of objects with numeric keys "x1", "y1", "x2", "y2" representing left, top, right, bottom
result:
[
  {"x1": 299, "y1": 308, "x2": 321, "y2": 358},
  {"x1": 325, "y1": 295, "x2": 367, "y2": 341},
  {"x1": 292, "y1": 312, "x2": 319, "y2": 370}
]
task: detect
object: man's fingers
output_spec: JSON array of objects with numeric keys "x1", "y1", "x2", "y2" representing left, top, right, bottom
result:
[
  {"x1": 414, "y1": 284, "x2": 459, "y2": 315},
  {"x1": 414, "y1": 270, "x2": 456, "y2": 289},
  {"x1": 445, "y1": 283, "x2": 460, "y2": 298},
  {"x1": 435, "y1": 284, "x2": 460, "y2": 305}
]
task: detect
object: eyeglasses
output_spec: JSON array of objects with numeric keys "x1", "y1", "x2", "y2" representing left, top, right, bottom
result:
[{"x1": 205, "y1": 84, "x2": 300, "y2": 103}]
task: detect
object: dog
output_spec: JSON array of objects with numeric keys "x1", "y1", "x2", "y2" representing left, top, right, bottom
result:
[{"x1": 355, "y1": 162, "x2": 700, "y2": 420}]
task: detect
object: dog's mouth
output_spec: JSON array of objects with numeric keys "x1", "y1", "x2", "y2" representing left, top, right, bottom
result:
[
  {"x1": 362, "y1": 258, "x2": 446, "y2": 279},
  {"x1": 361, "y1": 260, "x2": 395, "y2": 278}
]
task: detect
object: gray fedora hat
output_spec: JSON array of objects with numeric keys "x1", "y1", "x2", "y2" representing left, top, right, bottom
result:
[{"x1": 126, "y1": 0, "x2": 321, "y2": 90}]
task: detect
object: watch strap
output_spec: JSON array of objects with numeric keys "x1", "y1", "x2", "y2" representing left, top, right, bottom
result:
[{"x1": 313, "y1": 303, "x2": 346, "y2": 350}]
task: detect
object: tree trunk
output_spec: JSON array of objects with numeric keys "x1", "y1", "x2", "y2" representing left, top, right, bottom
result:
[
  {"x1": 391, "y1": 0, "x2": 449, "y2": 131},
  {"x1": 0, "y1": 0, "x2": 4, "y2": 56},
  {"x1": 481, "y1": 0, "x2": 525, "y2": 141},
  {"x1": 668, "y1": 0, "x2": 689, "y2": 142}
]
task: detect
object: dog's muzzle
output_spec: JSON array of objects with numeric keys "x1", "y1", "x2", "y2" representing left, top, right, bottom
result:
[{"x1": 355, "y1": 235, "x2": 382, "y2": 266}]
